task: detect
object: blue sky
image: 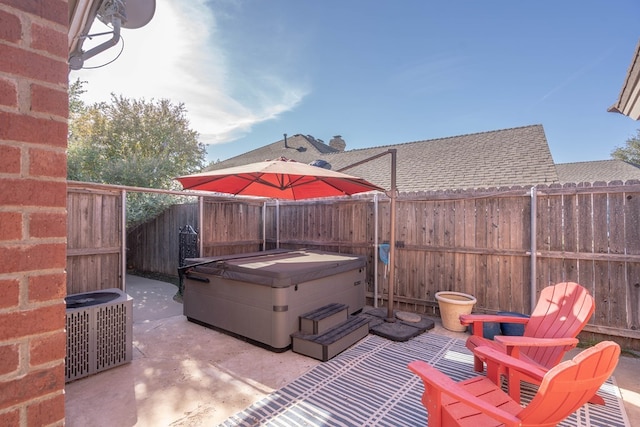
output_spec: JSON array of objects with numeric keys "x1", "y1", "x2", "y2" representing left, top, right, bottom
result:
[{"x1": 72, "y1": 0, "x2": 640, "y2": 165}]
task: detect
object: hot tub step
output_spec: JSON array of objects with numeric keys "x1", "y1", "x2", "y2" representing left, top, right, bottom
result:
[
  {"x1": 299, "y1": 303, "x2": 348, "y2": 335},
  {"x1": 292, "y1": 316, "x2": 369, "y2": 361}
]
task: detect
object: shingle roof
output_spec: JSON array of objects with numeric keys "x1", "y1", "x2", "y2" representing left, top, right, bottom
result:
[
  {"x1": 208, "y1": 134, "x2": 340, "y2": 169},
  {"x1": 208, "y1": 124, "x2": 559, "y2": 193},
  {"x1": 555, "y1": 159, "x2": 640, "y2": 184}
]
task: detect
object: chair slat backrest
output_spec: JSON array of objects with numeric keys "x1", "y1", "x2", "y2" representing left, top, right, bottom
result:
[
  {"x1": 522, "y1": 282, "x2": 595, "y2": 369},
  {"x1": 518, "y1": 341, "x2": 620, "y2": 426}
]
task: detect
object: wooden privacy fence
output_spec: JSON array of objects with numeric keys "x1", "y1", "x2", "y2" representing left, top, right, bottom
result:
[
  {"x1": 263, "y1": 190, "x2": 532, "y2": 314},
  {"x1": 127, "y1": 202, "x2": 199, "y2": 274},
  {"x1": 533, "y1": 182, "x2": 640, "y2": 343},
  {"x1": 67, "y1": 184, "x2": 123, "y2": 294},
  {"x1": 262, "y1": 182, "x2": 640, "y2": 344},
  {"x1": 69, "y1": 181, "x2": 640, "y2": 346},
  {"x1": 67, "y1": 182, "x2": 265, "y2": 293},
  {"x1": 126, "y1": 198, "x2": 264, "y2": 276}
]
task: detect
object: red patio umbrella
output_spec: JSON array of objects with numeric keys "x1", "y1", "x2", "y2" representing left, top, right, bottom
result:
[
  {"x1": 175, "y1": 157, "x2": 383, "y2": 200},
  {"x1": 177, "y1": 153, "x2": 398, "y2": 323}
]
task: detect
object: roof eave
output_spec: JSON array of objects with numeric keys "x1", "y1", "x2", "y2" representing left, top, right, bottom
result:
[{"x1": 609, "y1": 39, "x2": 640, "y2": 121}]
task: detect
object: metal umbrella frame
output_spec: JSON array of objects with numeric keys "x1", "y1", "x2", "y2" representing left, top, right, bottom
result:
[{"x1": 338, "y1": 149, "x2": 397, "y2": 322}]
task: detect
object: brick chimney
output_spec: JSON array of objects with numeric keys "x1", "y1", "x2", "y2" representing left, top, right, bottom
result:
[{"x1": 329, "y1": 135, "x2": 346, "y2": 152}]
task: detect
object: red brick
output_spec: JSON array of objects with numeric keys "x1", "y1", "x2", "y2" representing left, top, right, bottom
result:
[
  {"x1": 0, "y1": 344, "x2": 20, "y2": 375},
  {"x1": 28, "y1": 273, "x2": 66, "y2": 302},
  {"x1": 0, "y1": 278, "x2": 20, "y2": 309},
  {"x1": 0, "y1": 365, "x2": 64, "y2": 409},
  {"x1": 0, "y1": 243, "x2": 66, "y2": 275},
  {"x1": 0, "y1": 179, "x2": 66, "y2": 208},
  {"x1": 29, "y1": 331, "x2": 65, "y2": 366},
  {"x1": 1, "y1": 0, "x2": 68, "y2": 420},
  {"x1": 0, "y1": 77, "x2": 17, "y2": 107},
  {"x1": 0, "y1": 409, "x2": 19, "y2": 427},
  {"x1": 27, "y1": 393, "x2": 65, "y2": 427},
  {"x1": 31, "y1": 23, "x2": 66, "y2": 58},
  {"x1": 0, "y1": 9, "x2": 22, "y2": 43},
  {"x1": 0, "y1": 44, "x2": 67, "y2": 86},
  {"x1": 0, "y1": 212, "x2": 23, "y2": 241},
  {"x1": 30, "y1": 84, "x2": 68, "y2": 118},
  {"x1": 1, "y1": 0, "x2": 67, "y2": 27},
  {"x1": 0, "y1": 111, "x2": 67, "y2": 147},
  {"x1": 28, "y1": 211, "x2": 66, "y2": 239},
  {"x1": 0, "y1": 303, "x2": 65, "y2": 341},
  {"x1": 28, "y1": 147, "x2": 67, "y2": 178},
  {"x1": 0, "y1": 144, "x2": 21, "y2": 173}
]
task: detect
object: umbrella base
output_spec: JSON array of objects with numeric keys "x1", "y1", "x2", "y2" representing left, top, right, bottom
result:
[{"x1": 360, "y1": 307, "x2": 434, "y2": 342}]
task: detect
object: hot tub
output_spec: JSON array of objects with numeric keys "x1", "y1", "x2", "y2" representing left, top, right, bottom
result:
[{"x1": 182, "y1": 249, "x2": 366, "y2": 351}]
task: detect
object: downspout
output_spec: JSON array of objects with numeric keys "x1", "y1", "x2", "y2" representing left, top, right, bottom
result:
[{"x1": 530, "y1": 186, "x2": 537, "y2": 312}]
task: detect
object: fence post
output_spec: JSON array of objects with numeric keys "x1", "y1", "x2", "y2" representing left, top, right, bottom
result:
[
  {"x1": 121, "y1": 190, "x2": 127, "y2": 292},
  {"x1": 530, "y1": 186, "x2": 537, "y2": 312}
]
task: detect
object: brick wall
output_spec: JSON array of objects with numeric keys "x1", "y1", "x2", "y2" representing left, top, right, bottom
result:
[{"x1": 0, "y1": 1, "x2": 68, "y2": 425}]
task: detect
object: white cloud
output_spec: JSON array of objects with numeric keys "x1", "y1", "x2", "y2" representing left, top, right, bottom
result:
[{"x1": 71, "y1": 0, "x2": 308, "y2": 145}]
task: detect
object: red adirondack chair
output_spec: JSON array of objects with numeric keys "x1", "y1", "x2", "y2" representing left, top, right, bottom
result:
[
  {"x1": 459, "y1": 282, "x2": 596, "y2": 402},
  {"x1": 408, "y1": 341, "x2": 620, "y2": 427}
]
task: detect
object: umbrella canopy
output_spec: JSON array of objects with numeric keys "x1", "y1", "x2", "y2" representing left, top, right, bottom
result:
[{"x1": 175, "y1": 157, "x2": 383, "y2": 200}]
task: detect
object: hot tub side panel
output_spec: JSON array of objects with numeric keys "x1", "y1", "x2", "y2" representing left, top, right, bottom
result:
[
  {"x1": 184, "y1": 276, "x2": 278, "y2": 346},
  {"x1": 183, "y1": 267, "x2": 365, "y2": 350}
]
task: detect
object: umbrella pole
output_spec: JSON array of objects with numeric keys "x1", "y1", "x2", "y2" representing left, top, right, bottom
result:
[
  {"x1": 337, "y1": 148, "x2": 398, "y2": 321},
  {"x1": 386, "y1": 150, "x2": 397, "y2": 321}
]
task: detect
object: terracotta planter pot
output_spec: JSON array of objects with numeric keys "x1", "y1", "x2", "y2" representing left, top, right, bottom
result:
[{"x1": 435, "y1": 291, "x2": 477, "y2": 332}]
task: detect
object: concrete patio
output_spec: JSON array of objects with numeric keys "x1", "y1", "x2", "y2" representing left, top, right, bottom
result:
[{"x1": 65, "y1": 275, "x2": 640, "y2": 426}]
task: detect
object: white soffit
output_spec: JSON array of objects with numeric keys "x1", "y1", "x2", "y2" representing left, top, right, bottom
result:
[
  {"x1": 609, "y1": 39, "x2": 640, "y2": 121},
  {"x1": 68, "y1": 0, "x2": 100, "y2": 54}
]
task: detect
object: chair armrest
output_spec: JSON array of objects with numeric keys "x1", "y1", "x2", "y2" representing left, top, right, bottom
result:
[
  {"x1": 460, "y1": 314, "x2": 530, "y2": 325},
  {"x1": 408, "y1": 360, "x2": 521, "y2": 427},
  {"x1": 474, "y1": 345, "x2": 546, "y2": 381},
  {"x1": 460, "y1": 314, "x2": 494, "y2": 324},
  {"x1": 493, "y1": 335, "x2": 578, "y2": 358},
  {"x1": 459, "y1": 314, "x2": 529, "y2": 337},
  {"x1": 494, "y1": 335, "x2": 578, "y2": 348},
  {"x1": 408, "y1": 360, "x2": 459, "y2": 391}
]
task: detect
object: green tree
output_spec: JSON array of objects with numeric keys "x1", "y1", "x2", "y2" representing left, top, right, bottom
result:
[
  {"x1": 69, "y1": 78, "x2": 88, "y2": 116},
  {"x1": 68, "y1": 82, "x2": 207, "y2": 227},
  {"x1": 611, "y1": 129, "x2": 640, "y2": 164},
  {"x1": 67, "y1": 91, "x2": 107, "y2": 182}
]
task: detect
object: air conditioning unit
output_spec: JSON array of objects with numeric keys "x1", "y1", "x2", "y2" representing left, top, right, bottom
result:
[{"x1": 65, "y1": 288, "x2": 133, "y2": 382}]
